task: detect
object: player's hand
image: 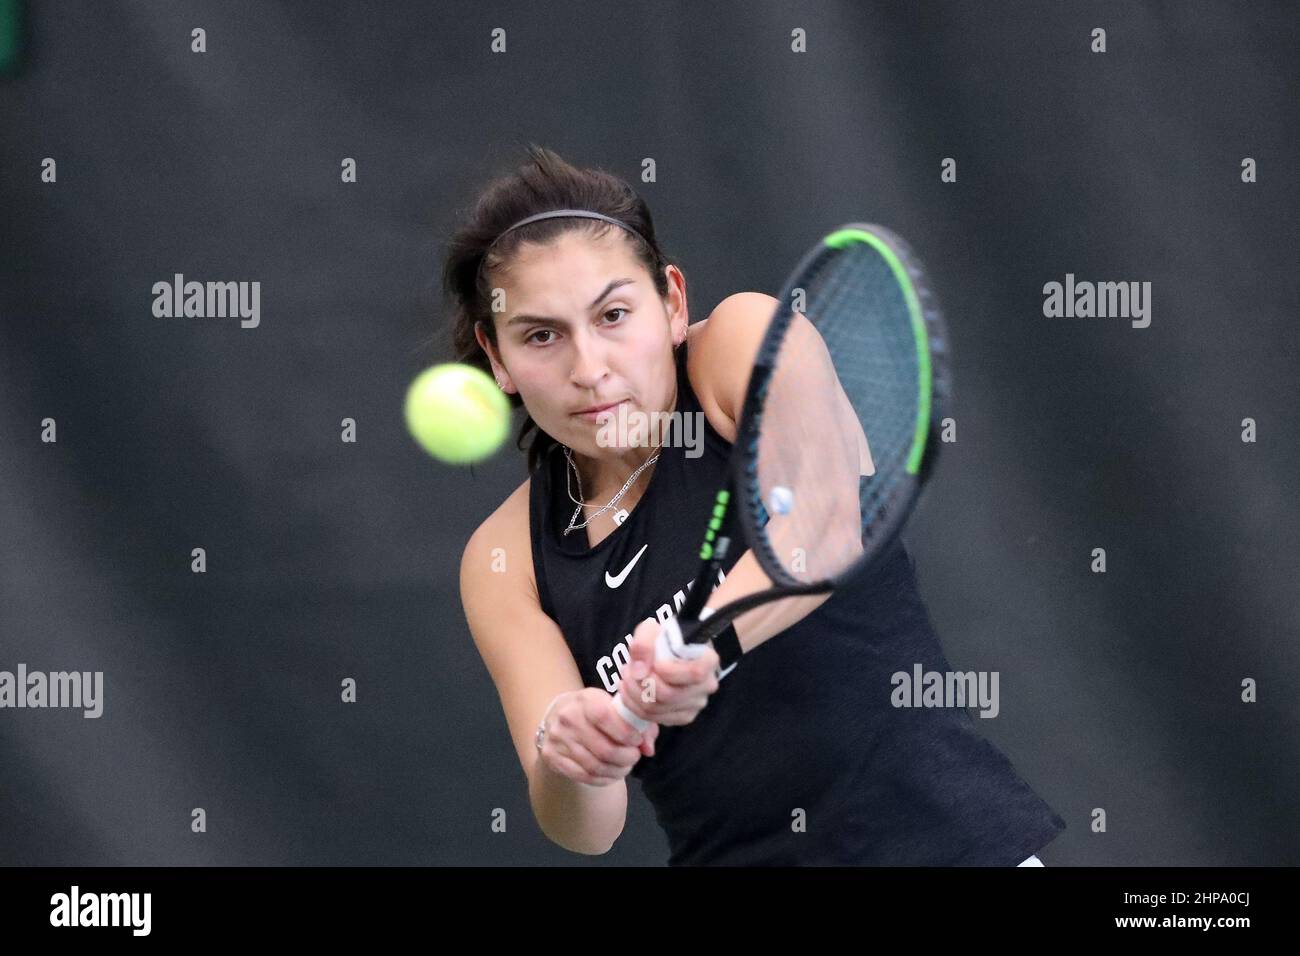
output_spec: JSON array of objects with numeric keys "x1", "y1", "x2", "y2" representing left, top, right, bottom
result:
[
  {"x1": 636, "y1": 720, "x2": 660, "y2": 758},
  {"x1": 538, "y1": 688, "x2": 652, "y2": 787},
  {"x1": 618, "y1": 619, "x2": 721, "y2": 728}
]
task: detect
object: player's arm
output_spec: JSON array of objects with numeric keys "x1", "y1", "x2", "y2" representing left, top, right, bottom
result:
[
  {"x1": 459, "y1": 511, "x2": 633, "y2": 855},
  {"x1": 691, "y1": 293, "x2": 868, "y2": 654}
]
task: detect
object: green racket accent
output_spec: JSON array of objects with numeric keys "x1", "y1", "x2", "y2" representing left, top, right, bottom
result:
[
  {"x1": 699, "y1": 488, "x2": 731, "y2": 559},
  {"x1": 824, "y1": 228, "x2": 933, "y2": 475}
]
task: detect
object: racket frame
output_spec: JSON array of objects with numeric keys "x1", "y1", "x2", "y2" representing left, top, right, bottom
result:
[{"x1": 679, "y1": 223, "x2": 951, "y2": 647}]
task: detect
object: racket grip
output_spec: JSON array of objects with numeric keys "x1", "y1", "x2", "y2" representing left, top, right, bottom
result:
[
  {"x1": 612, "y1": 611, "x2": 718, "y2": 732},
  {"x1": 659, "y1": 610, "x2": 715, "y2": 660},
  {"x1": 613, "y1": 691, "x2": 651, "y2": 733}
]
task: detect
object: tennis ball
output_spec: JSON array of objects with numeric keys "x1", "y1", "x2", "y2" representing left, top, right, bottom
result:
[{"x1": 404, "y1": 363, "x2": 510, "y2": 464}]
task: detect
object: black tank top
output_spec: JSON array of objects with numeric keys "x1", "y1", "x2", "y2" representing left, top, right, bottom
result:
[{"x1": 529, "y1": 342, "x2": 1067, "y2": 865}]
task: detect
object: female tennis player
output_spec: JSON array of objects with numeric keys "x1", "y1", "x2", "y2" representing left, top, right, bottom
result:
[{"x1": 449, "y1": 145, "x2": 1066, "y2": 865}]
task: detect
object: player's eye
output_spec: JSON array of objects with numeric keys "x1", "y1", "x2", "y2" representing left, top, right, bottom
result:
[{"x1": 525, "y1": 309, "x2": 624, "y2": 345}]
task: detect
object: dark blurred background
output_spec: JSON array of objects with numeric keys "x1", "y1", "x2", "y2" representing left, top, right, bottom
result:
[{"x1": 1, "y1": 1, "x2": 1296, "y2": 865}]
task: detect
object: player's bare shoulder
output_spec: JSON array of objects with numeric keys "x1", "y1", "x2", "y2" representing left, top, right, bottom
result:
[
  {"x1": 687, "y1": 292, "x2": 780, "y2": 442},
  {"x1": 460, "y1": 476, "x2": 539, "y2": 608}
]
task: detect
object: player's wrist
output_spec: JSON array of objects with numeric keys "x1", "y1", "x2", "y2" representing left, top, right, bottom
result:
[
  {"x1": 681, "y1": 607, "x2": 742, "y2": 678},
  {"x1": 534, "y1": 692, "x2": 566, "y2": 754}
]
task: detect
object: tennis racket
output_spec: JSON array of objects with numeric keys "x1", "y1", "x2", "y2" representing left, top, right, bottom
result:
[{"x1": 614, "y1": 223, "x2": 951, "y2": 732}]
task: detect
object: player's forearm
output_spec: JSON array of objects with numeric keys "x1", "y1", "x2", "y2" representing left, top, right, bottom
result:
[
  {"x1": 528, "y1": 754, "x2": 628, "y2": 855},
  {"x1": 717, "y1": 354, "x2": 864, "y2": 651},
  {"x1": 706, "y1": 463, "x2": 864, "y2": 652},
  {"x1": 707, "y1": 549, "x2": 835, "y2": 653}
]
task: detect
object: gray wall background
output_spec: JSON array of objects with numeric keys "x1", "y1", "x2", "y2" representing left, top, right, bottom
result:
[{"x1": 1, "y1": 1, "x2": 1296, "y2": 865}]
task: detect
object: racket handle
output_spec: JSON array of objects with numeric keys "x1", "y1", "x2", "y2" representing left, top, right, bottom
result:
[
  {"x1": 613, "y1": 692, "x2": 651, "y2": 733},
  {"x1": 661, "y1": 609, "x2": 716, "y2": 659},
  {"x1": 612, "y1": 611, "x2": 718, "y2": 733}
]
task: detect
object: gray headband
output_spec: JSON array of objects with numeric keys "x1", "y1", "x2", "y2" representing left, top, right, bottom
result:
[{"x1": 477, "y1": 209, "x2": 646, "y2": 284}]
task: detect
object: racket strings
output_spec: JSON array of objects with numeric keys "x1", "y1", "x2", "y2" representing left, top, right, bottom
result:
[{"x1": 753, "y1": 244, "x2": 922, "y2": 583}]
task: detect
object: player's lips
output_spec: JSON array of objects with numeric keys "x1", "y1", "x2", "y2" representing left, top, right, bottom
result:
[{"x1": 572, "y1": 399, "x2": 627, "y2": 421}]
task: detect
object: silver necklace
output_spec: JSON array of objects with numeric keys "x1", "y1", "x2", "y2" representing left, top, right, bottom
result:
[{"x1": 563, "y1": 445, "x2": 660, "y2": 535}]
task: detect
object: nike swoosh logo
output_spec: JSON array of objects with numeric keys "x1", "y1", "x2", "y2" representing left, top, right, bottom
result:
[
  {"x1": 717, "y1": 659, "x2": 739, "y2": 680},
  {"x1": 605, "y1": 544, "x2": 649, "y2": 589}
]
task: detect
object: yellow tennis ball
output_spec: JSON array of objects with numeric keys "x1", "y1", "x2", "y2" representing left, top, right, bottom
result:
[{"x1": 404, "y1": 363, "x2": 510, "y2": 464}]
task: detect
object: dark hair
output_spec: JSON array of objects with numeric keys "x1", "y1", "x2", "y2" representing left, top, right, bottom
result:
[{"x1": 442, "y1": 144, "x2": 676, "y2": 473}]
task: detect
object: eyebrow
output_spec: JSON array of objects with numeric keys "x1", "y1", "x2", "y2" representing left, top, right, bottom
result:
[{"x1": 505, "y1": 278, "x2": 637, "y2": 327}]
